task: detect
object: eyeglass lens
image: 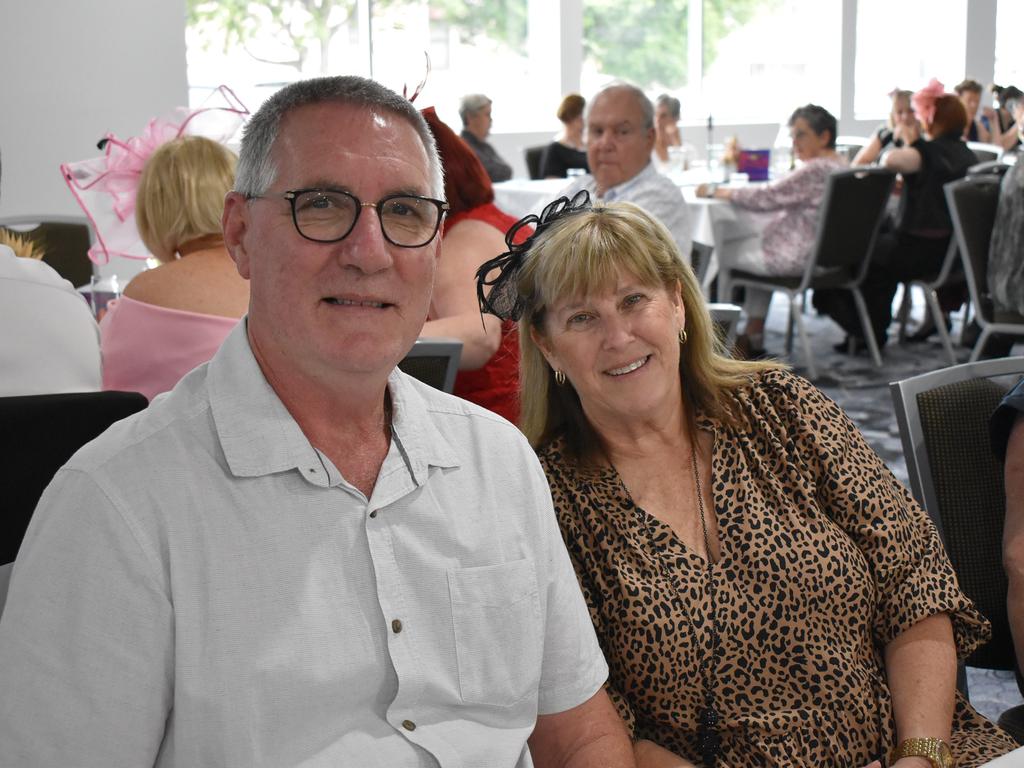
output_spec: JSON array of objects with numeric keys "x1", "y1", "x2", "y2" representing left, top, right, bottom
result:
[{"x1": 292, "y1": 190, "x2": 441, "y2": 247}]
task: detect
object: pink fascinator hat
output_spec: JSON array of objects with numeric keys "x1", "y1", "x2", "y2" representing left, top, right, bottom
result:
[
  {"x1": 61, "y1": 85, "x2": 249, "y2": 264},
  {"x1": 911, "y1": 78, "x2": 946, "y2": 127}
]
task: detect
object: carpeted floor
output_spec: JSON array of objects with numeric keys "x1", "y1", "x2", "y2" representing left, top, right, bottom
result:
[{"x1": 758, "y1": 291, "x2": 1024, "y2": 723}]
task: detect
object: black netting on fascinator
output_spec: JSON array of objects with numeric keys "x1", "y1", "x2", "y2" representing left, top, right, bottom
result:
[{"x1": 475, "y1": 190, "x2": 592, "y2": 321}]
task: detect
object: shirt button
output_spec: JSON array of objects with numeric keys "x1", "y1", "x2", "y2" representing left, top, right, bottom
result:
[
  {"x1": 402, "y1": 719, "x2": 416, "y2": 731},
  {"x1": 369, "y1": 510, "x2": 378, "y2": 519},
  {"x1": 392, "y1": 619, "x2": 403, "y2": 633}
]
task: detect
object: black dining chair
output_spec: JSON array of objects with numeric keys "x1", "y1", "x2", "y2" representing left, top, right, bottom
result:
[
  {"x1": 398, "y1": 338, "x2": 462, "y2": 393},
  {"x1": 0, "y1": 390, "x2": 148, "y2": 567},
  {"x1": 945, "y1": 175, "x2": 1024, "y2": 361},
  {"x1": 890, "y1": 356, "x2": 1024, "y2": 741},
  {"x1": 524, "y1": 145, "x2": 546, "y2": 180},
  {"x1": 723, "y1": 167, "x2": 896, "y2": 378}
]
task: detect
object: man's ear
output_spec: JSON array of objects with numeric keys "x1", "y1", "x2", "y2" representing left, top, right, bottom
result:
[{"x1": 222, "y1": 191, "x2": 252, "y2": 279}]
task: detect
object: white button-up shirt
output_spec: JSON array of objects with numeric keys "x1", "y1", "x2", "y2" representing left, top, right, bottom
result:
[
  {"x1": 559, "y1": 162, "x2": 693, "y2": 258},
  {"x1": 0, "y1": 322, "x2": 608, "y2": 767}
]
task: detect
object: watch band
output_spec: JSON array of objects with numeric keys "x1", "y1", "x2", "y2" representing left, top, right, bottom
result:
[{"x1": 889, "y1": 737, "x2": 954, "y2": 768}]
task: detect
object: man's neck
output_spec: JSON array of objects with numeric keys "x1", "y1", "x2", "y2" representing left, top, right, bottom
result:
[{"x1": 249, "y1": 331, "x2": 393, "y2": 497}]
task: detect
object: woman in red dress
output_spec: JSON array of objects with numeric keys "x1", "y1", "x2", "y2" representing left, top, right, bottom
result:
[{"x1": 420, "y1": 107, "x2": 527, "y2": 423}]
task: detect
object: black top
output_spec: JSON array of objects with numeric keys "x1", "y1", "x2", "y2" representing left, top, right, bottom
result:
[
  {"x1": 895, "y1": 135, "x2": 976, "y2": 235},
  {"x1": 460, "y1": 129, "x2": 513, "y2": 183},
  {"x1": 991, "y1": 378, "x2": 1024, "y2": 461},
  {"x1": 539, "y1": 141, "x2": 589, "y2": 178},
  {"x1": 874, "y1": 124, "x2": 904, "y2": 153}
]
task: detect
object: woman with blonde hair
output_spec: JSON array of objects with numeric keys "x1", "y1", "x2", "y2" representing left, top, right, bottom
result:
[
  {"x1": 100, "y1": 135, "x2": 248, "y2": 399},
  {"x1": 853, "y1": 88, "x2": 919, "y2": 165},
  {"x1": 477, "y1": 194, "x2": 1017, "y2": 766}
]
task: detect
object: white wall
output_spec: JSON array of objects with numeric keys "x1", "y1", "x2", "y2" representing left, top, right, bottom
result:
[{"x1": 0, "y1": 0, "x2": 188, "y2": 219}]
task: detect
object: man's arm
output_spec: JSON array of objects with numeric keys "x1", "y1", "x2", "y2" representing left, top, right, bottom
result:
[{"x1": 529, "y1": 687, "x2": 637, "y2": 768}]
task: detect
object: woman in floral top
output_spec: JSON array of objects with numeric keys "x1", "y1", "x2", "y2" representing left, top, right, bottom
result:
[{"x1": 696, "y1": 104, "x2": 847, "y2": 357}]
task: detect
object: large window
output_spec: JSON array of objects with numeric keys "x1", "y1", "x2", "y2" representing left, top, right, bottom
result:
[
  {"x1": 854, "y1": 0, "x2": 968, "y2": 120},
  {"x1": 994, "y1": 0, "x2": 1024, "y2": 89},
  {"x1": 579, "y1": 0, "x2": 839, "y2": 127},
  {"x1": 187, "y1": 0, "x2": 555, "y2": 133},
  {"x1": 187, "y1": 0, "x2": 1000, "y2": 136},
  {"x1": 699, "y1": 0, "x2": 840, "y2": 125}
]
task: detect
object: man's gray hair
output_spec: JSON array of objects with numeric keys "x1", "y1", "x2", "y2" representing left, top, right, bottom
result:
[
  {"x1": 234, "y1": 75, "x2": 444, "y2": 199},
  {"x1": 587, "y1": 83, "x2": 655, "y2": 131},
  {"x1": 458, "y1": 93, "x2": 492, "y2": 126}
]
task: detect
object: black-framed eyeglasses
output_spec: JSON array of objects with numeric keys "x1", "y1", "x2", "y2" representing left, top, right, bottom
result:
[{"x1": 251, "y1": 188, "x2": 449, "y2": 248}]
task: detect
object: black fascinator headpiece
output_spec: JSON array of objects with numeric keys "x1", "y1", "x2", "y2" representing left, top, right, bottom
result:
[{"x1": 475, "y1": 190, "x2": 592, "y2": 321}]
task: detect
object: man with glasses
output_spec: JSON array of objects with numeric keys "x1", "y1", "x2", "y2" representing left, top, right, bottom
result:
[
  {"x1": 559, "y1": 83, "x2": 691, "y2": 258},
  {"x1": 0, "y1": 76, "x2": 634, "y2": 768}
]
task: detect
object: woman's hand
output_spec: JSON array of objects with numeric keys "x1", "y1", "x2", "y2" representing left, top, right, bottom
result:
[
  {"x1": 894, "y1": 120, "x2": 921, "y2": 146},
  {"x1": 695, "y1": 184, "x2": 727, "y2": 200}
]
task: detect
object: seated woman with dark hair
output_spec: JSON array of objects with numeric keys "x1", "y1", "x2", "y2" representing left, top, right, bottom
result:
[
  {"x1": 100, "y1": 136, "x2": 248, "y2": 400},
  {"x1": 540, "y1": 93, "x2": 589, "y2": 179},
  {"x1": 818, "y1": 79, "x2": 976, "y2": 351},
  {"x1": 419, "y1": 107, "x2": 527, "y2": 422},
  {"x1": 854, "y1": 89, "x2": 919, "y2": 165},
  {"x1": 475, "y1": 193, "x2": 1018, "y2": 767},
  {"x1": 695, "y1": 104, "x2": 846, "y2": 357}
]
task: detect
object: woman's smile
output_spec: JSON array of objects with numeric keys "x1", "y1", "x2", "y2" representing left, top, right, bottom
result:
[{"x1": 605, "y1": 355, "x2": 651, "y2": 377}]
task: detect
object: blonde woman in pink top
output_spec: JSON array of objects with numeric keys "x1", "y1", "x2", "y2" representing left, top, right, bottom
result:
[{"x1": 101, "y1": 136, "x2": 249, "y2": 400}]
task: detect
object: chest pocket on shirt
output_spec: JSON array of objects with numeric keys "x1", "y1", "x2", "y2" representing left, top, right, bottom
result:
[{"x1": 448, "y1": 558, "x2": 543, "y2": 707}]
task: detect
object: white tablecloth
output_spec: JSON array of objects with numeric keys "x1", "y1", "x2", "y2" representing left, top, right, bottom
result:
[{"x1": 492, "y1": 178, "x2": 568, "y2": 219}]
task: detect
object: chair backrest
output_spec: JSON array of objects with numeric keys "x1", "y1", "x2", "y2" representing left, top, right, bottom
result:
[
  {"x1": 945, "y1": 175, "x2": 1001, "y2": 325},
  {"x1": 524, "y1": 145, "x2": 546, "y2": 180},
  {"x1": 968, "y1": 160, "x2": 1011, "y2": 178},
  {"x1": 0, "y1": 390, "x2": 148, "y2": 565},
  {"x1": 689, "y1": 240, "x2": 714, "y2": 287},
  {"x1": 890, "y1": 356, "x2": 1024, "y2": 669},
  {"x1": 397, "y1": 338, "x2": 462, "y2": 393},
  {"x1": 836, "y1": 135, "x2": 869, "y2": 164},
  {"x1": 967, "y1": 141, "x2": 1003, "y2": 164},
  {"x1": 807, "y1": 167, "x2": 896, "y2": 283},
  {"x1": 0, "y1": 215, "x2": 94, "y2": 288},
  {"x1": 707, "y1": 303, "x2": 742, "y2": 345}
]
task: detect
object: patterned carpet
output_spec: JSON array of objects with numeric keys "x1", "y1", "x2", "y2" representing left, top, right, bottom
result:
[{"x1": 758, "y1": 292, "x2": 1024, "y2": 722}]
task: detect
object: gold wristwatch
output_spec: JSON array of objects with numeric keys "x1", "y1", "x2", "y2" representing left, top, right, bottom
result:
[{"x1": 889, "y1": 737, "x2": 953, "y2": 768}]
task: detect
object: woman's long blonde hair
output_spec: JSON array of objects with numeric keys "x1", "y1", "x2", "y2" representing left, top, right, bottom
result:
[{"x1": 517, "y1": 202, "x2": 781, "y2": 462}]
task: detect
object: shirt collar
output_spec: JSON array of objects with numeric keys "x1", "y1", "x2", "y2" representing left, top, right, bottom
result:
[
  {"x1": 599, "y1": 161, "x2": 657, "y2": 202},
  {"x1": 208, "y1": 321, "x2": 460, "y2": 486}
]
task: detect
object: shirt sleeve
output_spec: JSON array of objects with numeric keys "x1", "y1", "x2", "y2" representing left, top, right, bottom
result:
[
  {"x1": 729, "y1": 161, "x2": 823, "y2": 212},
  {"x1": 0, "y1": 468, "x2": 173, "y2": 766},
  {"x1": 762, "y1": 371, "x2": 990, "y2": 656},
  {"x1": 482, "y1": 145, "x2": 513, "y2": 183},
  {"x1": 629, "y1": 176, "x2": 693, "y2": 260},
  {"x1": 529, "y1": 452, "x2": 611, "y2": 715}
]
